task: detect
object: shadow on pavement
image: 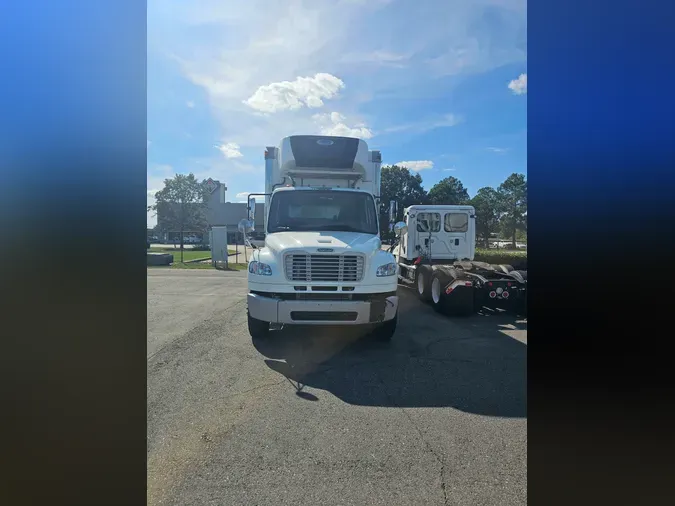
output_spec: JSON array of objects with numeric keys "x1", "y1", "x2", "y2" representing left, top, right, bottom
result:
[{"x1": 253, "y1": 289, "x2": 527, "y2": 418}]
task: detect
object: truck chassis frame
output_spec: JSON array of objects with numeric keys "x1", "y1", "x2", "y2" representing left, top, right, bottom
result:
[{"x1": 397, "y1": 258, "x2": 527, "y2": 317}]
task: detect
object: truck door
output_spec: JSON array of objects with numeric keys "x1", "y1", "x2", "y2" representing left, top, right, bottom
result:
[
  {"x1": 441, "y1": 211, "x2": 470, "y2": 257},
  {"x1": 415, "y1": 211, "x2": 443, "y2": 256}
]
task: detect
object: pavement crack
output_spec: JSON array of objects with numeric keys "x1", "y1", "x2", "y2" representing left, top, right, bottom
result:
[
  {"x1": 374, "y1": 372, "x2": 449, "y2": 506},
  {"x1": 222, "y1": 379, "x2": 286, "y2": 401}
]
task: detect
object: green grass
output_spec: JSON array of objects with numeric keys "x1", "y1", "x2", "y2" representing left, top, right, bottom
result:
[
  {"x1": 149, "y1": 247, "x2": 236, "y2": 262},
  {"x1": 148, "y1": 261, "x2": 248, "y2": 271},
  {"x1": 474, "y1": 248, "x2": 527, "y2": 269},
  {"x1": 149, "y1": 247, "x2": 207, "y2": 262}
]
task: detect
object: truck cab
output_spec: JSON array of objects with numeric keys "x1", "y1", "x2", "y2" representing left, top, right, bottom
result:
[
  {"x1": 391, "y1": 204, "x2": 527, "y2": 317},
  {"x1": 395, "y1": 205, "x2": 476, "y2": 266},
  {"x1": 244, "y1": 135, "x2": 399, "y2": 341}
]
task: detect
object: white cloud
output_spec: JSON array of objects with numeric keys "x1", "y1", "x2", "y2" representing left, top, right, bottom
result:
[
  {"x1": 312, "y1": 112, "x2": 373, "y2": 139},
  {"x1": 396, "y1": 160, "x2": 434, "y2": 172},
  {"x1": 148, "y1": 0, "x2": 526, "y2": 195},
  {"x1": 384, "y1": 114, "x2": 464, "y2": 136},
  {"x1": 340, "y1": 50, "x2": 412, "y2": 68},
  {"x1": 244, "y1": 73, "x2": 345, "y2": 113},
  {"x1": 215, "y1": 142, "x2": 243, "y2": 159},
  {"x1": 151, "y1": 0, "x2": 525, "y2": 150},
  {"x1": 487, "y1": 147, "x2": 508, "y2": 153},
  {"x1": 508, "y1": 73, "x2": 527, "y2": 95},
  {"x1": 186, "y1": 100, "x2": 195, "y2": 108}
]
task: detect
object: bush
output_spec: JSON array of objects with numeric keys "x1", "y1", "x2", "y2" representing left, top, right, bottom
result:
[
  {"x1": 192, "y1": 244, "x2": 210, "y2": 251},
  {"x1": 474, "y1": 248, "x2": 527, "y2": 270}
]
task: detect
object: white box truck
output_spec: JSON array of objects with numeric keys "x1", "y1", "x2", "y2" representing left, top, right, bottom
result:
[
  {"x1": 388, "y1": 204, "x2": 527, "y2": 316},
  {"x1": 243, "y1": 135, "x2": 399, "y2": 341}
]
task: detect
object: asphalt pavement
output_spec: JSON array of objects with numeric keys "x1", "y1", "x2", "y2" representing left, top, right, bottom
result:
[{"x1": 147, "y1": 270, "x2": 527, "y2": 506}]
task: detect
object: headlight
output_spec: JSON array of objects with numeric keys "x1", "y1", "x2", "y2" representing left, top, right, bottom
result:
[
  {"x1": 248, "y1": 261, "x2": 272, "y2": 276},
  {"x1": 376, "y1": 262, "x2": 397, "y2": 277}
]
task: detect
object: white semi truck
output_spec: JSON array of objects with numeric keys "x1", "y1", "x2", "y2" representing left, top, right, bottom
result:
[
  {"x1": 388, "y1": 204, "x2": 527, "y2": 316},
  {"x1": 243, "y1": 135, "x2": 399, "y2": 341}
]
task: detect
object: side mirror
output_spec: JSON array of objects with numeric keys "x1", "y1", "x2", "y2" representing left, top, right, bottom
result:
[
  {"x1": 247, "y1": 197, "x2": 256, "y2": 224},
  {"x1": 389, "y1": 201, "x2": 398, "y2": 223},
  {"x1": 238, "y1": 219, "x2": 254, "y2": 234},
  {"x1": 393, "y1": 221, "x2": 407, "y2": 237}
]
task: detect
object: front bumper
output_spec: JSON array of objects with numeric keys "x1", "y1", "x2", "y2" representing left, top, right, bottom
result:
[{"x1": 247, "y1": 292, "x2": 399, "y2": 325}]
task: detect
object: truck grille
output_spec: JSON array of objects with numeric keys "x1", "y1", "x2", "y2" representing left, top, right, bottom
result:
[{"x1": 284, "y1": 254, "x2": 365, "y2": 282}]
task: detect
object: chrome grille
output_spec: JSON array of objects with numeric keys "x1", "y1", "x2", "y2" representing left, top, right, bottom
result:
[{"x1": 285, "y1": 254, "x2": 365, "y2": 282}]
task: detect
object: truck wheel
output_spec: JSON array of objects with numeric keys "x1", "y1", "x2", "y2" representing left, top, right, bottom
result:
[
  {"x1": 515, "y1": 269, "x2": 527, "y2": 281},
  {"x1": 247, "y1": 311, "x2": 270, "y2": 339},
  {"x1": 415, "y1": 265, "x2": 433, "y2": 302},
  {"x1": 429, "y1": 270, "x2": 474, "y2": 316},
  {"x1": 372, "y1": 312, "x2": 397, "y2": 342},
  {"x1": 430, "y1": 271, "x2": 449, "y2": 313}
]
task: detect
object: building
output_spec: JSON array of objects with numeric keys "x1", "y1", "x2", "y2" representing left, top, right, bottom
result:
[{"x1": 154, "y1": 178, "x2": 264, "y2": 244}]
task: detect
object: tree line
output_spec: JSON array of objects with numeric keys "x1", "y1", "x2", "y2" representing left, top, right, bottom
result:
[
  {"x1": 149, "y1": 168, "x2": 527, "y2": 249},
  {"x1": 379, "y1": 165, "x2": 527, "y2": 248}
]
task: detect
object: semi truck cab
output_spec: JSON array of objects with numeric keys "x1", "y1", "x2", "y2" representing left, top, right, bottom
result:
[{"x1": 391, "y1": 204, "x2": 527, "y2": 316}]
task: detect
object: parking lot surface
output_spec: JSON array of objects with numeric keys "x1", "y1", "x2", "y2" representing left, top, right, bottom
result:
[{"x1": 148, "y1": 269, "x2": 527, "y2": 506}]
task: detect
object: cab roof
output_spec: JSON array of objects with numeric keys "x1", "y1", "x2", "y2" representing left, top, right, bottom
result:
[
  {"x1": 405, "y1": 204, "x2": 475, "y2": 212},
  {"x1": 273, "y1": 186, "x2": 372, "y2": 194}
]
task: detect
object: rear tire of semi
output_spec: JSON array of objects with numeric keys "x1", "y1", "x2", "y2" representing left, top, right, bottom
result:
[
  {"x1": 416, "y1": 265, "x2": 433, "y2": 302},
  {"x1": 247, "y1": 311, "x2": 270, "y2": 339},
  {"x1": 430, "y1": 271, "x2": 450, "y2": 314},
  {"x1": 372, "y1": 312, "x2": 397, "y2": 342}
]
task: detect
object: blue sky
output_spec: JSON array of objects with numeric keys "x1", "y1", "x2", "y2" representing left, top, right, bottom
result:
[{"x1": 147, "y1": 0, "x2": 527, "y2": 226}]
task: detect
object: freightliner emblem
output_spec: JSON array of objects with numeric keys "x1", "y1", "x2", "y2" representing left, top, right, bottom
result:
[{"x1": 317, "y1": 248, "x2": 334, "y2": 252}]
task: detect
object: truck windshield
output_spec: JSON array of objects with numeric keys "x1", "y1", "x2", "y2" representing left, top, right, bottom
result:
[{"x1": 267, "y1": 191, "x2": 378, "y2": 235}]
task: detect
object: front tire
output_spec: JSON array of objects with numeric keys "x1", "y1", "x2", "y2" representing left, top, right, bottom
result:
[{"x1": 247, "y1": 311, "x2": 270, "y2": 339}]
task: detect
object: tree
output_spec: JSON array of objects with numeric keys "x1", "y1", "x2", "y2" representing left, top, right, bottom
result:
[
  {"x1": 427, "y1": 176, "x2": 470, "y2": 205},
  {"x1": 469, "y1": 187, "x2": 500, "y2": 248},
  {"x1": 497, "y1": 173, "x2": 527, "y2": 248},
  {"x1": 150, "y1": 173, "x2": 210, "y2": 263},
  {"x1": 379, "y1": 165, "x2": 428, "y2": 238}
]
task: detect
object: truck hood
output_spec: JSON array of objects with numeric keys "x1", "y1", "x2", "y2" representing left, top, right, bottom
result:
[{"x1": 265, "y1": 231, "x2": 381, "y2": 255}]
